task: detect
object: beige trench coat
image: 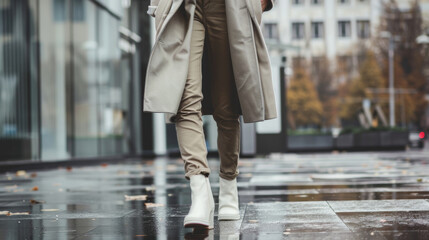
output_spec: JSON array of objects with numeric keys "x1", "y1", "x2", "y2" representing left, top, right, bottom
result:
[{"x1": 143, "y1": 0, "x2": 277, "y2": 124}]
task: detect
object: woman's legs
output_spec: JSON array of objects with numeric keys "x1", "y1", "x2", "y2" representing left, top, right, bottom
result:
[
  {"x1": 179, "y1": 1, "x2": 215, "y2": 229},
  {"x1": 175, "y1": 0, "x2": 211, "y2": 180},
  {"x1": 204, "y1": 0, "x2": 241, "y2": 181},
  {"x1": 202, "y1": 0, "x2": 241, "y2": 221},
  {"x1": 175, "y1": 0, "x2": 240, "y2": 181},
  {"x1": 177, "y1": 0, "x2": 241, "y2": 226}
]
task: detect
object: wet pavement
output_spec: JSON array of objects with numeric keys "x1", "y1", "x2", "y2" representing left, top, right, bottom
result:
[{"x1": 1, "y1": 151, "x2": 429, "y2": 239}]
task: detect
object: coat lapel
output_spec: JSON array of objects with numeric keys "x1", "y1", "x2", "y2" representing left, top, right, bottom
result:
[
  {"x1": 248, "y1": 0, "x2": 278, "y2": 120},
  {"x1": 144, "y1": 0, "x2": 197, "y2": 123},
  {"x1": 225, "y1": 0, "x2": 265, "y2": 123}
]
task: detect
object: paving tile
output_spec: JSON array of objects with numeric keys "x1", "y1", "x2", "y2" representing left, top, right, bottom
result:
[
  {"x1": 328, "y1": 199, "x2": 429, "y2": 213},
  {"x1": 281, "y1": 232, "x2": 386, "y2": 240},
  {"x1": 337, "y1": 211, "x2": 429, "y2": 232},
  {"x1": 239, "y1": 189, "x2": 319, "y2": 196},
  {"x1": 377, "y1": 230, "x2": 429, "y2": 240},
  {"x1": 318, "y1": 187, "x2": 429, "y2": 194},
  {"x1": 249, "y1": 175, "x2": 313, "y2": 185},
  {"x1": 240, "y1": 202, "x2": 350, "y2": 233},
  {"x1": 0, "y1": 210, "x2": 135, "y2": 221}
]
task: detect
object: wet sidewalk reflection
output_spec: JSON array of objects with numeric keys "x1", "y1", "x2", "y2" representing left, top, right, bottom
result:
[{"x1": 1, "y1": 152, "x2": 429, "y2": 239}]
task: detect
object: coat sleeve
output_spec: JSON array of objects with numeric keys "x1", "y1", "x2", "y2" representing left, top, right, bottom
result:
[
  {"x1": 264, "y1": 0, "x2": 275, "y2": 12},
  {"x1": 147, "y1": 0, "x2": 160, "y2": 17}
]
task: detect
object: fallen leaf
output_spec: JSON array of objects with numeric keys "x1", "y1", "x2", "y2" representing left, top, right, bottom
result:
[
  {"x1": 144, "y1": 203, "x2": 164, "y2": 208},
  {"x1": 66, "y1": 166, "x2": 72, "y2": 172},
  {"x1": 417, "y1": 178, "x2": 423, "y2": 182},
  {"x1": 8, "y1": 212, "x2": 30, "y2": 216},
  {"x1": 117, "y1": 170, "x2": 129, "y2": 175},
  {"x1": 101, "y1": 163, "x2": 108, "y2": 167},
  {"x1": 146, "y1": 161, "x2": 154, "y2": 166},
  {"x1": 16, "y1": 170, "x2": 27, "y2": 177},
  {"x1": 166, "y1": 164, "x2": 177, "y2": 171},
  {"x1": 32, "y1": 186, "x2": 39, "y2": 191},
  {"x1": 41, "y1": 209, "x2": 60, "y2": 212},
  {"x1": 30, "y1": 173, "x2": 37, "y2": 178},
  {"x1": 124, "y1": 195, "x2": 147, "y2": 201},
  {"x1": 30, "y1": 199, "x2": 45, "y2": 204}
]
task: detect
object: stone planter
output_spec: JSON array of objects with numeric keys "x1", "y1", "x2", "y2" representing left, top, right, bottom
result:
[
  {"x1": 354, "y1": 132, "x2": 381, "y2": 149},
  {"x1": 335, "y1": 134, "x2": 354, "y2": 150},
  {"x1": 380, "y1": 131, "x2": 409, "y2": 149},
  {"x1": 287, "y1": 135, "x2": 334, "y2": 151},
  {"x1": 0, "y1": 138, "x2": 32, "y2": 161}
]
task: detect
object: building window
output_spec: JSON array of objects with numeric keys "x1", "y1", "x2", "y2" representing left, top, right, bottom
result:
[
  {"x1": 338, "y1": 21, "x2": 351, "y2": 38},
  {"x1": 53, "y1": 0, "x2": 67, "y2": 21},
  {"x1": 337, "y1": 55, "x2": 353, "y2": 74},
  {"x1": 292, "y1": 22, "x2": 305, "y2": 40},
  {"x1": 311, "y1": 57, "x2": 324, "y2": 78},
  {"x1": 53, "y1": 0, "x2": 85, "y2": 22},
  {"x1": 0, "y1": 8, "x2": 12, "y2": 34},
  {"x1": 292, "y1": 0, "x2": 305, "y2": 5},
  {"x1": 72, "y1": 0, "x2": 85, "y2": 21},
  {"x1": 263, "y1": 23, "x2": 279, "y2": 40},
  {"x1": 311, "y1": 0, "x2": 323, "y2": 5},
  {"x1": 292, "y1": 57, "x2": 306, "y2": 69},
  {"x1": 357, "y1": 20, "x2": 370, "y2": 39},
  {"x1": 311, "y1": 22, "x2": 324, "y2": 39},
  {"x1": 338, "y1": 0, "x2": 350, "y2": 4}
]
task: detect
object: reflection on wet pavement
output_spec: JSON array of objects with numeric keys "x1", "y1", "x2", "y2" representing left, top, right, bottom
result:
[{"x1": 1, "y1": 152, "x2": 429, "y2": 239}]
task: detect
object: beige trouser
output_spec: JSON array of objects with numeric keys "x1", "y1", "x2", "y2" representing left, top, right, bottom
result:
[{"x1": 175, "y1": 0, "x2": 241, "y2": 181}]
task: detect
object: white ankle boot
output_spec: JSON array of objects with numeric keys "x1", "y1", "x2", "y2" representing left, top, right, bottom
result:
[
  {"x1": 184, "y1": 174, "x2": 215, "y2": 229},
  {"x1": 218, "y1": 177, "x2": 240, "y2": 220}
]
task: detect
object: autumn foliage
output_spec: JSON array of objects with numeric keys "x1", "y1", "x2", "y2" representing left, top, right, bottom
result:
[{"x1": 287, "y1": 67, "x2": 323, "y2": 129}]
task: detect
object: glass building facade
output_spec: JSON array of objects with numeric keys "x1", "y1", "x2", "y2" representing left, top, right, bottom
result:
[{"x1": 0, "y1": 0, "x2": 154, "y2": 162}]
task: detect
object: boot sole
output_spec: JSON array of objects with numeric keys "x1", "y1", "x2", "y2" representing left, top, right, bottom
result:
[
  {"x1": 184, "y1": 219, "x2": 214, "y2": 229},
  {"x1": 184, "y1": 210, "x2": 214, "y2": 229},
  {"x1": 183, "y1": 222, "x2": 213, "y2": 229},
  {"x1": 218, "y1": 214, "x2": 240, "y2": 221}
]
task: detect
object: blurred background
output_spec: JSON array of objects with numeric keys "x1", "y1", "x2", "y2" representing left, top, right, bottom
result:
[{"x1": 0, "y1": 0, "x2": 428, "y2": 163}]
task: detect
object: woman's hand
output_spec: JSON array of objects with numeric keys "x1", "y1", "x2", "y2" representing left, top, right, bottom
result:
[{"x1": 260, "y1": 0, "x2": 268, "y2": 11}]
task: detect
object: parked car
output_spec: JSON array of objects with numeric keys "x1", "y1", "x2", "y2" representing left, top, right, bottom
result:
[{"x1": 409, "y1": 131, "x2": 426, "y2": 148}]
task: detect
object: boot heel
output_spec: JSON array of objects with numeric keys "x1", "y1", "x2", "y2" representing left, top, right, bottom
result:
[{"x1": 208, "y1": 208, "x2": 214, "y2": 229}]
